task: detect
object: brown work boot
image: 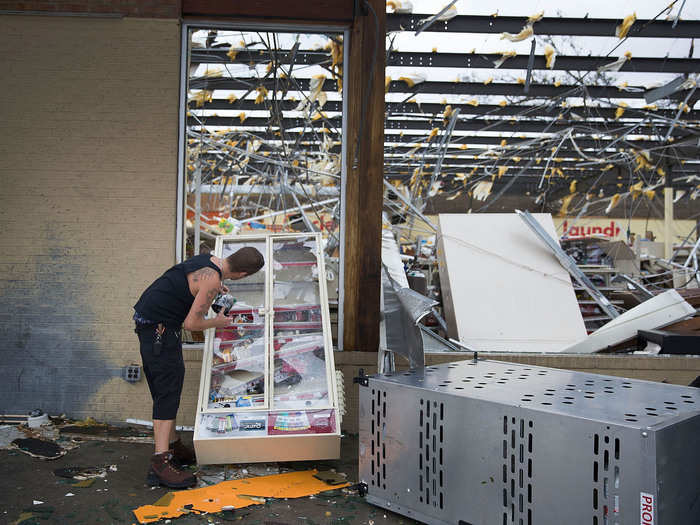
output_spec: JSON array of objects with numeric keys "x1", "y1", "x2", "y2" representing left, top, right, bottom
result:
[
  {"x1": 147, "y1": 451, "x2": 197, "y2": 488},
  {"x1": 170, "y1": 438, "x2": 197, "y2": 466}
]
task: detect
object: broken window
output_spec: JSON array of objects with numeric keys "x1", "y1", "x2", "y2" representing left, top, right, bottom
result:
[{"x1": 179, "y1": 25, "x2": 346, "y2": 344}]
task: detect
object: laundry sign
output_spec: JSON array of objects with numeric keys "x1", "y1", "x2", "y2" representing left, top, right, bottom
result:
[
  {"x1": 559, "y1": 219, "x2": 622, "y2": 239},
  {"x1": 553, "y1": 217, "x2": 697, "y2": 243}
]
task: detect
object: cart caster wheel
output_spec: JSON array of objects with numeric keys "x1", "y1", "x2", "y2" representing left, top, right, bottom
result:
[{"x1": 358, "y1": 482, "x2": 368, "y2": 497}]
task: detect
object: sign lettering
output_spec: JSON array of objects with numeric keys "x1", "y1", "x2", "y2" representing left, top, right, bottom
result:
[{"x1": 640, "y1": 492, "x2": 655, "y2": 525}]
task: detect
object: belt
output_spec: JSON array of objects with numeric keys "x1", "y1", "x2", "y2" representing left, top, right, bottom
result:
[
  {"x1": 134, "y1": 322, "x2": 182, "y2": 334},
  {"x1": 133, "y1": 312, "x2": 183, "y2": 335}
]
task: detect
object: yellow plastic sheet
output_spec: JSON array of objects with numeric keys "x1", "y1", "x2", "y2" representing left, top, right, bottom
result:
[{"x1": 133, "y1": 470, "x2": 350, "y2": 524}]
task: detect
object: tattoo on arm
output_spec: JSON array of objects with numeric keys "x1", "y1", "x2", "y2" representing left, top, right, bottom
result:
[
  {"x1": 197, "y1": 304, "x2": 209, "y2": 319},
  {"x1": 197, "y1": 287, "x2": 220, "y2": 319}
]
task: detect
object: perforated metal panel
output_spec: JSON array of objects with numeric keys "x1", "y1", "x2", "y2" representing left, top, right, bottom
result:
[
  {"x1": 419, "y1": 397, "x2": 445, "y2": 512},
  {"x1": 369, "y1": 387, "x2": 387, "y2": 491},
  {"x1": 358, "y1": 359, "x2": 700, "y2": 525},
  {"x1": 502, "y1": 415, "x2": 533, "y2": 525}
]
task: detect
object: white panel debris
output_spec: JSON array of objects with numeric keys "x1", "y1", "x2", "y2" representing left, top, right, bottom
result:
[
  {"x1": 437, "y1": 213, "x2": 587, "y2": 353},
  {"x1": 562, "y1": 290, "x2": 696, "y2": 354}
]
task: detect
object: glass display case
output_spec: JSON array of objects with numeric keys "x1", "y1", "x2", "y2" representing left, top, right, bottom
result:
[{"x1": 193, "y1": 233, "x2": 341, "y2": 464}]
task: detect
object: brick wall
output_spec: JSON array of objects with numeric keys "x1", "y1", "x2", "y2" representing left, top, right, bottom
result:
[
  {"x1": 0, "y1": 1, "x2": 179, "y2": 18},
  {"x1": 0, "y1": 14, "x2": 182, "y2": 423}
]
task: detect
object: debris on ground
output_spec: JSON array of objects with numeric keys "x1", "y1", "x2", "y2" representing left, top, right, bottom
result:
[
  {"x1": 2, "y1": 413, "x2": 81, "y2": 458},
  {"x1": 11, "y1": 505, "x2": 54, "y2": 525},
  {"x1": 11, "y1": 437, "x2": 66, "y2": 460},
  {"x1": 53, "y1": 466, "x2": 108, "y2": 480},
  {"x1": 133, "y1": 469, "x2": 352, "y2": 524},
  {"x1": 71, "y1": 416, "x2": 108, "y2": 427},
  {"x1": 196, "y1": 465, "x2": 227, "y2": 486},
  {"x1": 313, "y1": 470, "x2": 348, "y2": 485},
  {"x1": 197, "y1": 462, "x2": 285, "y2": 486},
  {"x1": 71, "y1": 478, "x2": 96, "y2": 488},
  {"x1": 0, "y1": 414, "x2": 31, "y2": 426},
  {"x1": 59, "y1": 422, "x2": 153, "y2": 444},
  {"x1": 0, "y1": 425, "x2": 25, "y2": 449}
]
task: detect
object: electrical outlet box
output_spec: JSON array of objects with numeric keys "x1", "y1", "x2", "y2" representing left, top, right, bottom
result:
[{"x1": 122, "y1": 364, "x2": 141, "y2": 383}]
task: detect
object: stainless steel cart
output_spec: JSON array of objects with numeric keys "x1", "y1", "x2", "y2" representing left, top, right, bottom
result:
[{"x1": 358, "y1": 358, "x2": 700, "y2": 525}]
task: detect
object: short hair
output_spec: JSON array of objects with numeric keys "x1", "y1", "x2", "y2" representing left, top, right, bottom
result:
[{"x1": 226, "y1": 246, "x2": 264, "y2": 275}]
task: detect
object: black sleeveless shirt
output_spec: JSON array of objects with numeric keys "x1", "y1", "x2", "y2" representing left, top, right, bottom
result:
[{"x1": 134, "y1": 254, "x2": 222, "y2": 326}]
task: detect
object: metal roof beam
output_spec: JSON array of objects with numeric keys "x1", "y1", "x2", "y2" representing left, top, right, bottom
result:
[
  {"x1": 188, "y1": 130, "x2": 698, "y2": 152},
  {"x1": 387, "y1": 14, "x2": 700, "y2": 39},
  {"x1": 195, "y1": 98, "x2": 700, "y2": 120},
  {"x1": 190, "y1": 115, "x2": 693, "y2": 136},
  {"x1": 190, "y1": 77, "x2": 696, "y2": 101},
  {"x1": 190, "y1": 48, "x2": 700, "y2": 74},
  {"x1": 387, "y1": 52, "x2": 699, "y2": 74}
]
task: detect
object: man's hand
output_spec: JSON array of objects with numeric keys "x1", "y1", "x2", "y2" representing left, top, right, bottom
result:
[
  {"x1": 213, "y1": 310, "x2": 229, "y2": 328},
  {"x1": 220, "y1": 284, "x2": 229, "y2": 294}
]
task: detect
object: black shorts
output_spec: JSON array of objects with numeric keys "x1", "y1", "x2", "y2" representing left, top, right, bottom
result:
[{"x1": 136, "y1": 325, "x2": 185, "y2": 420}]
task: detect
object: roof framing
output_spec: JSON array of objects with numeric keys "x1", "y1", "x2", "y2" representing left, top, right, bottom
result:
[{"x1": 386, "y1": 14, "x2": 700, "y2": 39}]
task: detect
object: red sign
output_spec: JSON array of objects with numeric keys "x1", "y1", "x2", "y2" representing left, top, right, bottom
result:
[{"x1": 562, "y1": 220, "x2": 621, "y2": 239}]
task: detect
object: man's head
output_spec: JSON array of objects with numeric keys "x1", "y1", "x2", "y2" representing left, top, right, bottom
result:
[{"x1": 224, "y1": 246, "x2": 264, "y2": 280}]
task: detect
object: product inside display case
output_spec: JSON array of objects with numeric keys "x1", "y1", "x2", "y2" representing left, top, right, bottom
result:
[
  {"x1": 207, "y1": 238, "x2": 267, "y2": 411},
  {"x1": 271, "y1": 237, "x2": 331, "y2": 411},
  {"x1": 194, "y1": 233, "x2": 340, "y2": 464}
]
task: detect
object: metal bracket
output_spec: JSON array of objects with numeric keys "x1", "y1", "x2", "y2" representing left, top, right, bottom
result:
[
  {"x1": 353, "y1": 368, "x2": 369, "y2": 387},
  {"x1": 448, "y1": 337, "x2": 479, "y2": 361},
  {"x1": 377, "y1": 347, "x2": 396, "y2": 375}
]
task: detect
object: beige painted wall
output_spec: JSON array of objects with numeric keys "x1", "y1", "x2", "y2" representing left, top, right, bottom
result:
[{"x1": 0, "y1": 15, "x2": 182, "y2": 423}]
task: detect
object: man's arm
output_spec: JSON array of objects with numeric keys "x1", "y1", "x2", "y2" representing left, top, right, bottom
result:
[{"x1": 183, "y1": 278, "x2": 229, "y2": 331}]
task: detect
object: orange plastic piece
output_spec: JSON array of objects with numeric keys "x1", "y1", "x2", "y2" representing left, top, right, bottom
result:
[{"x1": 133, "y1": 469, "x2": 350, "y2": 523}]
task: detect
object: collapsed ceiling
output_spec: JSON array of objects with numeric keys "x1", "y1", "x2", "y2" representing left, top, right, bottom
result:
[{"x1": 185, "y1": 2, "x2": 700, "y2": 240}]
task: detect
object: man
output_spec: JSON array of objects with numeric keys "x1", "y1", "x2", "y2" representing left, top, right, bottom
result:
[{"x1": 133, "y1": 247, "x2": 264, "y2": 488}]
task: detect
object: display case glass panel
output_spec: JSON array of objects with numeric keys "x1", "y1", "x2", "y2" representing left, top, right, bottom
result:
[
  {"x1": 206, "y1": 238, "x2": 268, "y2": 412},
  {"x1": 271, "y1": 236, "x2": 331, "y2": 411},
  {"x1": 197, "y1": 408, "x2": 337, "y2": 439}
]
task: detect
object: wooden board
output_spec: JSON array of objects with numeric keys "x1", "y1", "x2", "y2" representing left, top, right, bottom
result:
[{"x1": 437, "y1": 213, "x2": 587, "y2": 353}]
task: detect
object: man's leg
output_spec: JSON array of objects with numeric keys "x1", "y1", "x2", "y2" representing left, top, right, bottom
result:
[
  {"x1": 153, "y1": 419, "x2": 176, "y2": 454},
  {"x1": 138, "y1": 327, "x2": 195, "y2": 488}
]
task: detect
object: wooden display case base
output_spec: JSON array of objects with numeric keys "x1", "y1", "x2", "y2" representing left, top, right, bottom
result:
[{"x1": 194, "y1": 432, "x2": 341, "y2": 465}]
